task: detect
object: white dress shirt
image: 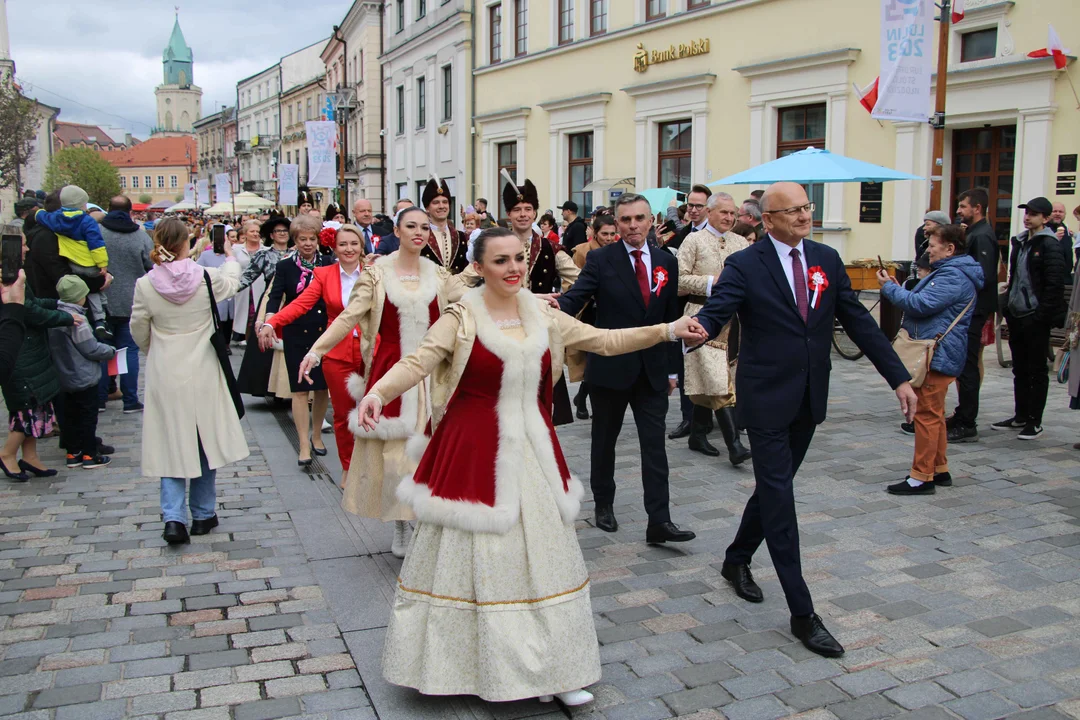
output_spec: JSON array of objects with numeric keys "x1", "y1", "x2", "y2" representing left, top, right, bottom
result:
[
  {"x1": 622, "y1": 240, "x2": 677, "y2": 380},
  {"x1": 768, "y1": 234, "x2": 809, "y2": 305},
  {"x1": 358, "y1": 225, "x2": 374, "y2": 251},
  {"x1": 340, "y1": 264, "x2": 361, "y2": 337}
]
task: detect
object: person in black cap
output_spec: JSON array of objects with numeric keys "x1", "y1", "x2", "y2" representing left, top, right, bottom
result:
[
  {"x1": 421, "y1": 175, "x2": 469, "y2": 273},
  {"x1": 297, "y1": 188, "x2": 316, "y2": 217},
  {"x1": 993, "y1": 196, "x2": 1066, "y2": 440},
  {"x1": 560, "y1": 200, "x2": 587, "y2": 252}
]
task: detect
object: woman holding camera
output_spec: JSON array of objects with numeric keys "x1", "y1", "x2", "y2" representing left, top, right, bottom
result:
[
  {"x1": 876, "y1": 224, "x2": 982, "y2": 496},
  {"x1": 131, "y1": 218, "x2": 248, "y2": 544}
]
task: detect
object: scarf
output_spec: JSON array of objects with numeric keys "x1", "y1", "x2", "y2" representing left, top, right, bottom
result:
[{"x1": 295, "y1": 253, "x2": 317, "y2": 294}]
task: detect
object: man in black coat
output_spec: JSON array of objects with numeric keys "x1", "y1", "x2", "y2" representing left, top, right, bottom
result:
[
  {"x1": 994, "y1": 197, "x2": 1067, "y2": 440},
  {"x1": 559, "y1": 200, "x2": 588, "y2": 252},
  {"x1": 558, "y1": 193, "x2": 695, "y2": 545},
  {"x1": 24, "y1": 191, "x2": 111, "y2": 301},
  {"x1": 949, "y1": 188, "x2": 1001, "y2": 442},
  {"x1": 690, "y1": 182, "x2": 914, "y2": 658}
]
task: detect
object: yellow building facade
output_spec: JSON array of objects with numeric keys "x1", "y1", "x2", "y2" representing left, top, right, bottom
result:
[{"x1": 472, "y1": 0, "x2": 1079, "y2": 260}]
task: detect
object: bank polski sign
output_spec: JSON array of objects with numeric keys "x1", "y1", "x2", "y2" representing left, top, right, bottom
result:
[
  {"x1": 873, "y1": 0, "x2": 933, "y2": 123},
  {"x1": 633, "y1": 39, "x2": 710, "y2": 73}
]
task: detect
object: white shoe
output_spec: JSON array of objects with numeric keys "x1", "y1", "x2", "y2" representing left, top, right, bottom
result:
[
  {"x1": 539, "y1": 689, "x2": 594, "y2": 706},
  {"x1": 321, "y1": 418, "x2": 332, "y2": 433},
  {"x1": 391, "y1": 520, "x2": 411, "y2": 558},
  {"x1": 237, "y1": 340, "x2": 247, "y2": 348}
]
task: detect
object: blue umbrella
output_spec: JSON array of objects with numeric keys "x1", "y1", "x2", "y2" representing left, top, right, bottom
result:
[
  {"x1": 639, "y1": 187, "x2": 681, "y2": 216},
  {"x1": 707, "y1": 146, "x2": 921, "y2": 185}
]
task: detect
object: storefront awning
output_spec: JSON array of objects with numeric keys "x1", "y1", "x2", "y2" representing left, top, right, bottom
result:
[{"x1": 582, "y1": 177, "x2": 636, "y2": 193}]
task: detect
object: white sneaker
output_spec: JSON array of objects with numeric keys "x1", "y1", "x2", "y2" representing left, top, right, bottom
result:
[
  {"x1": 391, "y1": 520, "x2": 411, "y2": 558},
  {"x1": 321, "y1": 418, "x2": 332, "y2": 433},
  {"x1": 539, "y1": 690, "x2": 594, "y2": 706}
]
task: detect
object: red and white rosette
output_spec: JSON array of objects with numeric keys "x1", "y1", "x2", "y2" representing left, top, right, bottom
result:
[{"x1": 807, "y1": 266, "x2": 828, "y2": 310}]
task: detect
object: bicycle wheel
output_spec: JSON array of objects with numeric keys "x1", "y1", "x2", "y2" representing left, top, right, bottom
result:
[
  {"x1": 1058, "y1": 350, "x2": 1070, "y2": 384},
  {"x1": 832, "y1": 322, "x2": 865, "y2": 360}
]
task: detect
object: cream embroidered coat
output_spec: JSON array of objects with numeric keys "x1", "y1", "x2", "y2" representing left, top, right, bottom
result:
[{"x1": 678, "y1": 228, "x2": 750, "y2": 406}]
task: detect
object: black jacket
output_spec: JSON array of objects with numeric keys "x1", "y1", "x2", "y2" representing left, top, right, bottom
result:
[
  {"x1": 24, "y1": 214, "x2": 108, "y2": 300},
  {"x1": 964, "y1": 218, "x2": 1000, "y2": 317},
  {"x1": 694, "y1": 238, "x2": 909, "y2": 429},
  {"x1": 558, "y1": 242, "x2": 680, "y2": 392},
  {"x1": 663, "y1": 222, "x2": 698, "y2": 254},
  {"x1": 561, "y1": 217, "x2": 587, "y2": 252},
  {"x1": 0, "y1": 303, "x2": 26, "y2": 386},
  {"x1": 1007, "y1": 228, "x2": 1067, "y2": 327}
]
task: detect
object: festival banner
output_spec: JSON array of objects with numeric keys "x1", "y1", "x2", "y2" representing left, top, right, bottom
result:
[
  {"x1": 214, "y1": 173, "x2": 232, "y2": 204},
  {"x1": 305, "y1": 121, "x2": 338, "y2": 189},
  {"x1": 196, "y1": 179, "x2": 210, "y2": 206},
  {"x1": 279, "y1": 164, "x2": 299, "y2": 207},
  {"x1": 183, "y1": 183, "x2": 195, "y2": 205},
  {"x1": 872, "y1": 0, "x2": 933, "y2": 123}
]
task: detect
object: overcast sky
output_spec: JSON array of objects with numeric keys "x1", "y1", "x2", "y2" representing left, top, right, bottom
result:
[{"x1": 8, "y1": 0, "x2": 340, "y2": 138}]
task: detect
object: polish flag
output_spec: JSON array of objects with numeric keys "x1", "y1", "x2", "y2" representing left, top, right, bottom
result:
[
  {"x1": 853, "y1": 78, "x2": 880, "y2": 114},
  {"x1": 1027, "y1": 25, "x2": 1070, "y2": 70},
  {"x1": 951, "y1": 0, "x2": 965, "y2": 24}
]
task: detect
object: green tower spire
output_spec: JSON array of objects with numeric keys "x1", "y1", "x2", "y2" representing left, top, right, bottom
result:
[{"x1": 162, "y1": 13, "x2": 193, "y2": 87}]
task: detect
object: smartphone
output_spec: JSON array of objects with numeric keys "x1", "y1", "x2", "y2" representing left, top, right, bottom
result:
[
  {"x1": 1, "y1": 234, "x2": 22, "y2": 286},
  {"x1": 877, "y1": 254, "x2": 886, "y2": 271},
  {"x1": 211, "y1": 224, "x2": 226, "y2": 254}
]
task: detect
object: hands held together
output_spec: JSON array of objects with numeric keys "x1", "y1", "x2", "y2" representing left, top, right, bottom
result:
[
  {"x1": 257, "y1": 324, "x2": 277, "y2": 352},
  {"x1": 671, "y1": 316, "x2": 709, "y2": 344}
]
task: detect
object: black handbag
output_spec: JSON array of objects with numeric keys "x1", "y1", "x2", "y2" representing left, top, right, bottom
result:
[{"x1": 204, "y1": 273, "x2": 245, "y2": 419}]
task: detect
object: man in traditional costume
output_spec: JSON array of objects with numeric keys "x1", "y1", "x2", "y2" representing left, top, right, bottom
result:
[
  {"x1": 420, "y1": 175, "x2": 469, "y2": 274},
  {"x1": 678, "y1": 192, "x2": 752, "y2": 465}
]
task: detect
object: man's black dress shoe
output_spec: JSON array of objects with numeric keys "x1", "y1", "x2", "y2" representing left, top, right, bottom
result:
[
  {"x1": 791, "y1": 613, "x2": 845, "y2": 657},
  {"x1": 646, "y1": 522, "x2": 695, "y2": 544},
  {"x1": 576, "y1": 407, "x2": 590, "y2": 420},
  {"x1": 720, "y1": 562, "x2": 764, "y2": 603},
  {"x1": 668, "y1": 420, "x2": 691, "y2": 440},
  {"x1": 163, "y1": 521, "x2": 190, "y2": 545},
  {"x1": 190, "y1": 515, "x2": 219, "y2": 536},
  {"x1": 594, "y1": 505, "x2": 618, "y2": 533},
  {"x1": 688, "y1": 436, "x2": 720, "y2": 457}
]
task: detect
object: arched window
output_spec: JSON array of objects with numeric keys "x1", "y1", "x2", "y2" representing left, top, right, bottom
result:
[{"x1": 165, "y1": 111, "x2": 173, "y2": 130}]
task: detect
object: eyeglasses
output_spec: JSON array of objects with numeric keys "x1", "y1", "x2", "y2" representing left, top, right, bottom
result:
[
  {"x1": 272, "y1": 228, "x2": 289, "y2": 234},
  {"x1": 686, "y1": 203, "x2": 706, "y2": 210},
  {"x1": 764, "y1": 203, "x2": 815, "y2": 217}
]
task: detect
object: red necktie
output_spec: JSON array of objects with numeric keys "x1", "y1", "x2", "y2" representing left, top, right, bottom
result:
[
  {"x1": 790, "y1": 248, "x2": 808, "y2": 323},
  {"x1": 631, "y1": 250, "x2": 651, "y2": 307}
]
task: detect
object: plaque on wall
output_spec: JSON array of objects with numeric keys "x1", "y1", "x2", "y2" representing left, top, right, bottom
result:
[
  {"x1": 859, "y1": 182, "x2": 883, "y2": 223},
  {"x1": 1058, "y1": 154, "x2": 1078, "y2": 173}
]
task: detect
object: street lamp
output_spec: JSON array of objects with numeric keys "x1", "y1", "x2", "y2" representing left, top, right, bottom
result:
[{"x1": 328, "y1": 84, "x2": 357, "y2": 206}]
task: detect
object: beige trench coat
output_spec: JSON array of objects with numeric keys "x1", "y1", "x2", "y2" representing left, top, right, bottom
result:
[
  {"x1": 677, "y1": 228, "x2": 750, "y2": 406},
  {"x1": 131, "y1": 261, "x2": 250, "y2": 478}
]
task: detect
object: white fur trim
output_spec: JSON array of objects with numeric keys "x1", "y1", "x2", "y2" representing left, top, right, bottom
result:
[
  {"x1": 397, "y1": 286, "x2": 581, "y2": 533},
  {"x1": 405, "y1": 433, "x2": 430, "y2": 463},
  {"x1": 349, "y1": 256, "x2": 440, "y2": 441},
  {"x1": 346, "y1": 373, "x2": 367, "y2": 402}
]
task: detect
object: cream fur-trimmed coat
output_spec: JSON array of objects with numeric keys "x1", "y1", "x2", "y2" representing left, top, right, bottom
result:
[
  {"x1": 308, "y1": 253, "x2": 452, "y2": 444},
  {"x1": 367, "y1": 286, "x2": 671, "y2": 534},
  {"x1": 678, "y1": 227, "x2": 750, "y2": 403}
]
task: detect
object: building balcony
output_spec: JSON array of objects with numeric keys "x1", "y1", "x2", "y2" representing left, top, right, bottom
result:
[
  {"x1": 235, "y1": 140, "x2": 252, "y2": 155},
  {"x1": 250, "y1": 135, "x2": 279, "y2": 152}
]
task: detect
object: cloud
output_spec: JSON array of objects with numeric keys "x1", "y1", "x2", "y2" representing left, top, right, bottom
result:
[{"x1": 8, "y1": 0, "x2": 340, "y2": 136}]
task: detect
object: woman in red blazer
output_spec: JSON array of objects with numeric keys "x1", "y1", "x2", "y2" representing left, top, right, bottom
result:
[{"x1": 260, "y1": 226, "x2": 365, "y2": 474}]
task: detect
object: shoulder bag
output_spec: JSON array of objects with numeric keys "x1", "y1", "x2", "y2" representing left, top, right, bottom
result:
[
  {"x1": 204, "y1": 272, "x2": 245, "y2": 419},
  {"x1": 892, "y1": 294, "x2": 974, "y2": 388}
]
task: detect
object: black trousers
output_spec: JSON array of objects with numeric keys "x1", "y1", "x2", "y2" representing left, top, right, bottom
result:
[
  {"x1": 726, "y1": 389, "x2": 816, "y2": 617},
  {"x1": 677, "y1": 360, "x2": 693, "y2": 423},
  {"x1": 589, "y1": 373, "x2": 671, "y2": 525},
  {"x1": 54, "y1": 385, "x2": 100, "y2": 458},
  {"x1": 952, "y1": 312, "x2": 987, "y2": 427},
  {"x1": 1006, "y1": 314, "x2": 1052, "y2": 425}
]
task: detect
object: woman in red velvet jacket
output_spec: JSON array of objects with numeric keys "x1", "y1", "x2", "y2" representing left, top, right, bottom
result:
[{"x1": 260, "y1": 226, "x2": 365, "y2": 474}]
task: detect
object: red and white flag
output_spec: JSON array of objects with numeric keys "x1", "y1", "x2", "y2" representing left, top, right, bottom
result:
[
  {"x1": 1028, "y1": 25, "x2": 1070, "y2": 70},
  {"x1": 854, "y1": 78, "x2": 880, "y2": 114},
  {"x1": 950, "y1": 0, "x2": 965, "y2": 24}
]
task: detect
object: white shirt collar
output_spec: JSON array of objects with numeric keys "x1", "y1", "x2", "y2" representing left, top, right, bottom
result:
[
  {"x1": 339, "y1": 263, "x2": 361, "y2": 279},
  {"x1": 622, "y1": 240, "x2": 650, "y2": 256},
  {"x1": 769, "y1": 234, "x2": 805, "y2": 259},
  {"x1": 705, "y1": 223, "x2": 724, "y2": 238}
]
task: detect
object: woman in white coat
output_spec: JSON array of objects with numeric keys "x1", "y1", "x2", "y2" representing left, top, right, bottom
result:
[{"x1": 131, "y1": 218, "x2": 250, "y2": 546}]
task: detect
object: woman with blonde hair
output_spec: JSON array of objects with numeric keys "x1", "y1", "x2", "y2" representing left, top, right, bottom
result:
[
  {"x1": 131, "y1": 218, "x2": 248, "y2": 545},
  {"x1": 261, "y1": 225, "x2": 367, "y2": 475},
  {"x1": 231, "y1": 219, "x2": 264, "y2": 345}
]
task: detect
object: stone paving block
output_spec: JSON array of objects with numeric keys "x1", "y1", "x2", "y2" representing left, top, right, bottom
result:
[
  {"x1": 186, "y1": 648, "x2": 250, "y2": 671},
  {"x1": 265, "y1": 674, "x2": 327, "y2": 698},
  {"x1": 131, "y1": 690, "x2": 199, "y2": 714},
  {"x1": 300, "y1": 688, "x2": 369, "y2": 712},
  {"x1": 883, "y1": 681, "x2": 956, "y2": 709},
  {"x1": 720, "y1": 669, "x2": 790, "y2": 700},
  {"x1": 966, "y1": 616, "x2": 1032, "y2": 637},
  {"x1": 200, "y1": 682, "x2": 262, "y2": 706},
  {"x1": 236, "y1": 660, "x2": 296, "y2": 682},
  {"x1": 944, "y1": 691, "x2": 1021, "y2": 720},
  {"x1": 54, "y1": 663, "x2": 122, "y2": 687},
  {"x1": 326, "y1": 668, "x2": 363, "y2": 690},
  {"x1": 32, "y1": 682, "x2": 102, "y2": 708},
  {"x1": 776, "y1": 680, "x2": 849, "y2": 712},
  {"x1": 251, "y1": 641, "x2": 307, "y2": 662},
  {"x1": 122, "y1": 655, "x2": 185, "y2": 678},
  {"x1": 52, "y1": 699, "x2": 127, "y2": 720},
  {"x1": 829, "y1": 592, "x2": 886, "y2": 611},
  {"x1": 661, "y1": 684, "x2": 734, "y2": 715},
  {"x1": 729, "y1": 629, "x2": 789, "y2": 652},
  {"x1": 937, "y1": 668, "x2": 1009, "y2": 697},
  {"x1": 170, "y1": 635, "x2": 229, "y2": 655},
  {"x1": 828, "y1": 692, "x2": 903, "y2": 720},
  {"x1": 597, "y1": 698, "x2": 672, "y2": 720},
  {"x1": 874, "y1": 600, "x2": 930, "y2": 620},
  {"x1": 173, "y1": 669, "x2": 236, "y2": 691},
  {"x1": 232, "y1": 697, "x2": 303, "y2": 720},
  {"x1": 721, "y1": 694, "x2": 790, "y2": 720}
]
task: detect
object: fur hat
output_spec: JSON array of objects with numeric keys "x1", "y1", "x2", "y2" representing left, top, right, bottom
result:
[
  {"x1": 60, "y1": 185, "x2": 90, "y2": 209},
  {"x1": 297, "y1": 187, "x2": 315, "y2": 207},
  {"x1": 501, "y1": 175, "x2": 539, "y2": 213},
  {"x1": 421, "y1": 175, "x2": 452, "y2": 208},
  {"x1": 56, "y1": 275, "x2": 90, "y2": 304}
]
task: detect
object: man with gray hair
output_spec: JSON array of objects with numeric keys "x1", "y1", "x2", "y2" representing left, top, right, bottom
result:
[{"x1": 738, "y1": 200, "x2": 765, "y2": 240}]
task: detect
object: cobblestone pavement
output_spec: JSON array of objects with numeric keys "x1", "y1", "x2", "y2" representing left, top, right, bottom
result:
[{"x1": 1, "y1": 352, "x2": 1079, "y2": 720}]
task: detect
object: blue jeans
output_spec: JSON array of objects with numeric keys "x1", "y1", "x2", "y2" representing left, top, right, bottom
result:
[
  {"x1": 161, "y1": 443, "x2": 217, "y2": 525},
  {"x1": 98, "y1": 318, "x2": 140, "y2": 408}
]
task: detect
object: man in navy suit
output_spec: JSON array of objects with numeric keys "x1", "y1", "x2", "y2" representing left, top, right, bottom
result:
[
  {"x1": 372, "y1": 199, "x2": 416, "y2": 256},
  {"x1": 559, "y1": 193, "x2": 696, "y2": 545},
  {"x1": 690, "y1": 182, "x2": 916, "y2": 657}
]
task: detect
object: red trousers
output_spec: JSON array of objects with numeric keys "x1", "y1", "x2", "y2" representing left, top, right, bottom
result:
[{"x1": 321, "y1": 336, "x2": 362, "y2": 472}]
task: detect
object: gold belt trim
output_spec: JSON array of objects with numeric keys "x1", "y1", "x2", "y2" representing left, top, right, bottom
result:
[{"x1": 396, "y1": 576, "x2": 590, "y2": 606}]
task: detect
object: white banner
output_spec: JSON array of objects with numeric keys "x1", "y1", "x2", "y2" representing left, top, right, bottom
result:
[
  {"x1": 872, "y1": 0, "x2": 933, "y2": 123},
  {"x1": 183, "y1": 183, "x2": 195, "y2": 205},
  {"x1": 305, "y1": 121, "x2": 337, "y2": 189},
  {"x1": 214, "y1": 173, "x2": 232, "y2": 204},
  {"x1": 279, "y1": 164, "x2": 299, "y2": 207},
  {"x1": 196, "y1": 179, "x2": 210, "y2": 206}
]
